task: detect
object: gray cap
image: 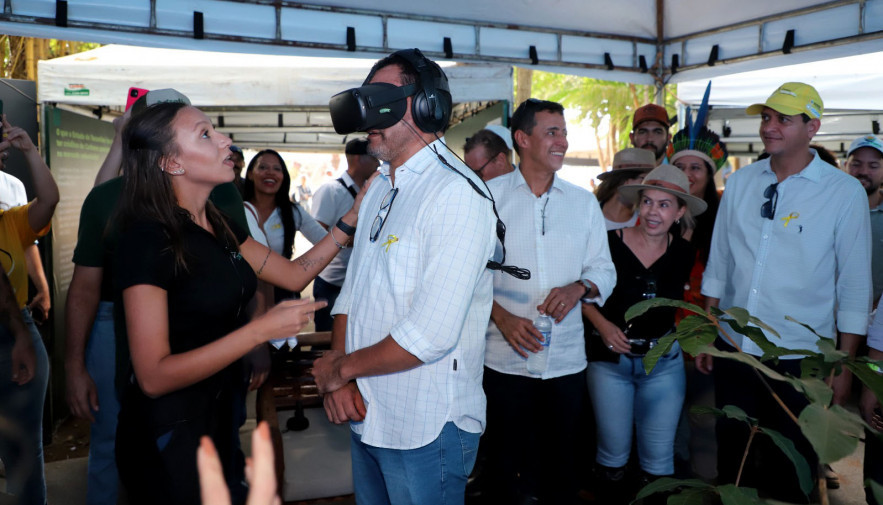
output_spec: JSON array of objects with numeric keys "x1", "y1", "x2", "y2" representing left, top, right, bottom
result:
[{"x1": 132, "y1": 88, "x2": 191, "y2": 116}]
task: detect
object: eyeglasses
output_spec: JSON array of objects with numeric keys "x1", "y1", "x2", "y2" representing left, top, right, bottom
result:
[
  {"x1": 761, "y1": 182, "x2": 779, "y2": 220},
  {"x1": 370, "y1": 187, "x2": 399, "y2": 243},
  {"x1": 473, "y1": 151, "x2": 501, "y2": 177}
]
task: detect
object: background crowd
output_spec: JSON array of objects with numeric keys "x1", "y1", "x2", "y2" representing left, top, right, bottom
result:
[{"x1": 0, "y1": 49, "x2": 880, "y2": 505}]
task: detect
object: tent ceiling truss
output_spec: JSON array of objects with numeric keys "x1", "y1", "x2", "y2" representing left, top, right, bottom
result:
[
  {"x1": 60, "y1": 101, "x2": 500, "y2": 152},
  {"x1": 8, "y1": 0, "x2": 883, "y2": 83}
]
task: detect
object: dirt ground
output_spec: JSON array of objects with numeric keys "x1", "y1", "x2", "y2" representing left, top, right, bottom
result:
[{"x1": 44, "y1": 415, "x2": 90, "y2": 463}]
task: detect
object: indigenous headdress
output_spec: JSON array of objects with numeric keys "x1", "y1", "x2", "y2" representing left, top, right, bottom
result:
[
  {"x1": 666, "y1": 81, "x2": 728, "y2": 171},
  {"x1": 667, "y1": 125, "x2": 728, "y2": 171}
]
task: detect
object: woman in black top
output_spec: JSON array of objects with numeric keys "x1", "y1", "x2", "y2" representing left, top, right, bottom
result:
[
  {"x1": 582, "y1": 165, "x2": 706, "y2": 504},
  {"x1": 113, "y1": 99, "x2": 363, "y2": 505}
]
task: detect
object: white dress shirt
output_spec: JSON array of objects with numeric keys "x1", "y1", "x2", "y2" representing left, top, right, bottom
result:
[
  {"x1": 702, "y1": 150, "x2": 872, "y2": 356},
  {"x1": 333, "y1": 139, "x2": 496, "y2": 449},
  {"x1": 243, "y1": 201, "x2": 326, "y2": 255},
  {"x1": 484, "y1": 168, "x2": 616, "y2": 379},
  {"x1": 311, "y1": 171, "x2": 358, "y2": 286}
]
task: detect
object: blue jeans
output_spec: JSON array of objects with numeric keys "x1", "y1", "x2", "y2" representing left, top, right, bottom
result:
[
  {"x1": 587, "y1": 343, "x2": 685, "y2": 475},
  {"x1": 0, "y1": 308, "x2": 49, "y2": 504},
  {"x1": 85, "y1": 301, "x2": 120, "y2": 505},
  {"x1": 350, "y1": 422, "x2": 479, "y2": 505}
]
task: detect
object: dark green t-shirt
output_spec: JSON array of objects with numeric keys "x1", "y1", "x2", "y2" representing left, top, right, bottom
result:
[{"x1": 71, "y1": 177, "x2": 248, "y2": 301}]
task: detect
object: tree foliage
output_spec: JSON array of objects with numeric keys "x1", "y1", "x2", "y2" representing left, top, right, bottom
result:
[
  {"x1": 623, "y1": 297, "x2": 883, "y2": 504},
  {"x1": 529, "y1": 71, "x2": 676, "y2": 169},
  {"x1": 0, "y1": 36, "x2": 100, "y2": 80}
]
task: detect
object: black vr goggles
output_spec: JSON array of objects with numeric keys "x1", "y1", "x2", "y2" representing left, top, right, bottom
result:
[
  {"x1": 329, "y1": 48, "x2": 452, "y2": 135},
  {"x1": 329, "y1": 82, "x2": 416, "y2": 134}
]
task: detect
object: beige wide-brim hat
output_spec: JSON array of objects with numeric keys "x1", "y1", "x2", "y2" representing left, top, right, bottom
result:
[
  {"x1": 597, "y1": 148, "x2": 656, "y2": 181},
  {"x1": 618, "y1": 164, "x2": 707, "y2": 216}
]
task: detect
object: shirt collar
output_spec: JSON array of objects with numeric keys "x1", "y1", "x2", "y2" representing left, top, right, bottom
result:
[
  {"x1": 378, "y1": 137, "x2": 447, "y2": 178},
  {"x1": 760, "y1": 149, "x2": 824, "y2": 183},
  {"x1": 512, "y1": 165, "x2": 564, "y2": 195},
  {"x1": 340, "y1": 170, "x2": 357, "y2": 188}
]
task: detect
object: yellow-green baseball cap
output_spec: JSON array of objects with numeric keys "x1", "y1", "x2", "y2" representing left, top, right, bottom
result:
[{"x1": 746, "y1": 82, "x2": 823, "y2": 119}]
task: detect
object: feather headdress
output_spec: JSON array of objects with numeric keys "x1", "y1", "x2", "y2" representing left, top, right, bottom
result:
[{"x1": 666, "y1": 81, "x2": 728, "y2": 171}]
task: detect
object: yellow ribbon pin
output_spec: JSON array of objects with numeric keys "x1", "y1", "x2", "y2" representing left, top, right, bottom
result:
[
  {"x1": 781, "y1": 212, "x2": 799, "y2": 227},
  {"x1": 382, "y1": 235, "x2": 399, "y2": 252}
]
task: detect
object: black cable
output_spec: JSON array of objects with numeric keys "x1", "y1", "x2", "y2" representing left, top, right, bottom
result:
[{"x1": 392, "y1": 120, "x2": 530, "y2": 279}]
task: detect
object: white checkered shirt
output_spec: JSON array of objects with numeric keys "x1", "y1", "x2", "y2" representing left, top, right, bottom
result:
[{"x1": 333, "y1": 139, "x2": 496, "y2": 449}]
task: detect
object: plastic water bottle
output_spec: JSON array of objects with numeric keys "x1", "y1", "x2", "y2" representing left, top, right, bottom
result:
[{"x1": 526, "y1": 313, "x2": 553, "y2": 375}]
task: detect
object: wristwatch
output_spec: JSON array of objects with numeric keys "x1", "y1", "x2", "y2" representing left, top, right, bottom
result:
[{"x1": 577, "y1": 279, "x2": 593, "y2": 301}]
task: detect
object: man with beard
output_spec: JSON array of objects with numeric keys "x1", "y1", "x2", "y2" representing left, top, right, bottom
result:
[
  {"x1": 846, "y1": 135, "x2": 883, "y2": 302},
  {"x1": 311, "y1": 49, "x2": 497, "y2": 503},
  {"x1": 630, "y1": 104, "x2": 670, "y2": 165}
]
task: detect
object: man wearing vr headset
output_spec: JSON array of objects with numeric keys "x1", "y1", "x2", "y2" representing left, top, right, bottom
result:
[{"x1": 312, "y1": 49, "x2": 497, "y2": 504}]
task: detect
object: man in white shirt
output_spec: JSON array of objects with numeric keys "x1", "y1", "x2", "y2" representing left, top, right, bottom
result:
[
  {"x1": 483, "y1": 98, "x2": 616, "y2": 503},
  {"x1": 312, "y1": 49, "x2": 496, "y2": 504},
  {"x1": 697, "y1": 82, "x2": 871, "y2": 501},
  {"x1": 310, "y1": 137, "x2": 378, "y2": 331}
]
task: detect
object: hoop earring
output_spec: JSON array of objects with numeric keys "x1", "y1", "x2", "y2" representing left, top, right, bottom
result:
[{"x1": 675, "y1": 218, "x2": 681, "y2": 224}]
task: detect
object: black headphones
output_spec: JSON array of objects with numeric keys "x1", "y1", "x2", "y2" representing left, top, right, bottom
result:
[
  {"x1": 329, "y1": 48, "x2": 452, "y2": 135},
  {"x1": 392, "y1": 48, "x2": 452, "y2": 133}
]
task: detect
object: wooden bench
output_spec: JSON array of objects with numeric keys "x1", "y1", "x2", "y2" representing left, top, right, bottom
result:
[{"x1": 255, "y1": 332, "x2": 354, "y2": 504}]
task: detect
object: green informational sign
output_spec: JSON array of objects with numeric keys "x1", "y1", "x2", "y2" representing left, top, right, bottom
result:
[
  {"x1": 45, "y1": 106, "x2": 114, "y2": 424},
  {"x1": 46, "y1": 106, "x2": 114, "y2": 290}
]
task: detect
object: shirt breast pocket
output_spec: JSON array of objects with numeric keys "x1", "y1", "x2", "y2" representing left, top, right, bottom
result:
[{"x1": 380, "y1": 231, "x2": 422, "y2": 300}]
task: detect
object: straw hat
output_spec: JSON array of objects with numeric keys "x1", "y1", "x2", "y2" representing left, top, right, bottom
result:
[
  {"x1": 597, "y1": 148, "x2": 656, "y2": 181},
  {"x1": 618, "y1": 164, "x2": 707, "y2": 216}
]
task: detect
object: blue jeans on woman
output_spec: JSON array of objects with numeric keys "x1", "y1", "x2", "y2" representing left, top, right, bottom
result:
[
  {"x1": 350, "y1": 421, "x2": 479, "y2": 505},
  {"x1": 0, "y1": 308, "x2": 49, "y2": 504},
  {"x1": 587, "y1": 342, "x2": 685, "y2": 476},
  {"x1": 85, "y1": 301, "x2": 120, "y2": 505}
]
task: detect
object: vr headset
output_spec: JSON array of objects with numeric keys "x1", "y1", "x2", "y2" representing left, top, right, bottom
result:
[
  {"x1": 329, "y1": 82, "x2": 417, "y2": 134},
  {"x1": 329, "y1": 48, "x2": 451, "y2": 135}
]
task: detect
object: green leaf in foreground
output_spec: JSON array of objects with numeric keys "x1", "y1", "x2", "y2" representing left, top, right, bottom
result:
[
  {"x1": 625, "y1": 297, "x2": 708, "y2": 322},
  {"x1": 723, "y1": 307, "x2": 750, "y2": 327},
  {"x1": 716, "y1": 484, "x2": 764, "y2": 505},
  {"x1": 633, "y1": 477, "x2": 709, "y2": 500},
  {"x1": 867, "y1": 478, "x2": 883, "y2": 505},
  {"x1": 798, "y1": 403, "x2": 863, "y2": 463},
  {"x1": 674, "y1": 315, "x2": 718, "y2": 357},
  {"x1": 846, "y1": 358, "x2": 883, "y2": 405},
  {"x1": 759, "y1": 426, "x2": 813, "y2": 497},
  {"x1": 642, "y1": 333, "x2": 676, "y2": 374}
]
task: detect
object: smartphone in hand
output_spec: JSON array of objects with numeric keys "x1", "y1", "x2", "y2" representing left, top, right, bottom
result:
[{"x1": 125, "y1": 87, "x2": 149, "y2": 111}]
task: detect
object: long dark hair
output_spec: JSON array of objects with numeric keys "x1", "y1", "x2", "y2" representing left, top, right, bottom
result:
[
  {"x1": 116, "y1": 102, "x2": 238, "y2": 271},
  {"x1": 692, "y1": 160, "x2": 719, "y2": 265},
  {"x1": 243, "y1": 149, "x2": 297, "y2": 259}
]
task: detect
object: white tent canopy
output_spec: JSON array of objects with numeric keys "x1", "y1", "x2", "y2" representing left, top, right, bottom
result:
[
  {"x1": 38, "y1": 44, "x2": 512, "y2": 107},
  {"x1": 677, "y1": 51, "x2": 883, "y2": 156},
  {"x1": 38, "y1": 44, "x2": 513, "y2": 150},
  {"x1": 9, "y1": 0, "x2": 883, "y2": 85}
]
